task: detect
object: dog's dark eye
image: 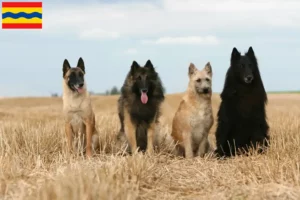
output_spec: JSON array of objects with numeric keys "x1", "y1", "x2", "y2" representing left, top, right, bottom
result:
[
  {"x1": 137, "y1": 76, "x2": 142, "y2": 80},
  {"x1": 78, "y1": 73, "x2": 83, "y2": 78},
  {"x1": 206, "y1": 78, "x2": 210, "y2": 82},
  {"x1": 196, "y1": 79, "x2": 201, "y2": 83}
]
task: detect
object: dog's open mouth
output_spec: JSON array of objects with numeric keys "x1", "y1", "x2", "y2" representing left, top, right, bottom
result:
[
  {"x1": 140, "y1": 91, "x2": 148, "y2": 104},
  {"x1": 74, "y1": 84, "x2": 84, "y2": 93}
]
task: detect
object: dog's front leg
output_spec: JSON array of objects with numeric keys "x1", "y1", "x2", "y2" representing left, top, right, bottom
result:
[
  {"x1": 65, "y1": 122, "x2": 73, "y2": 153},
  {"x1": 146, "y1": 122, "x2": 155, "y2": 155},
  {"x1": 197, "y1": 137, "x2": 211, "y2": 157},
  {"x1": 85, "y1": 119, "x2": 94, "y2": 157},
  {"x1": 124, "y1": 110, "x2": 137, "y2": 154},
  {"x1": 183, "y1": 132, "x2": 193, "y2": 158}
]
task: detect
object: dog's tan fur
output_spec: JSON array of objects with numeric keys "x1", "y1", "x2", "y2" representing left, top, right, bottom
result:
[
  {"x1": 171, "y1": 62, "x2": 214, "y2": 158},
  {"x1": 62, "y1": 59, "x2": 99, "y2": 157}
]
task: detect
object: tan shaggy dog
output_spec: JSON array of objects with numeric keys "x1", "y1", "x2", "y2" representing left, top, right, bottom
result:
[
  {"x1": 171, "y1": 62, "x2": 214, "y2": 158},
  {"x1": 62, "y1": 57, "x2": 99, "y2": 157}
]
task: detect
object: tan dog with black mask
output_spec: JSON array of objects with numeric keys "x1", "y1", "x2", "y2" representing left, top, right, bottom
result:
[{"x1": 62, "y1": 57, "x2": 99, "y2": 157}]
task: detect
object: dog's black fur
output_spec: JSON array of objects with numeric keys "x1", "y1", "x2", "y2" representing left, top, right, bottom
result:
[
  {"x1": 214, "y1": 46, "x2": 270, "y2": 157},
  {"x1": 118, "y1": 60, "x2": 165, "y2": 152}
]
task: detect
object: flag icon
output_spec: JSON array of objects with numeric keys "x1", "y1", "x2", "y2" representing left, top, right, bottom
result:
[{"x1": 2, "y1": 2, "x2": 42, "y2": 29}]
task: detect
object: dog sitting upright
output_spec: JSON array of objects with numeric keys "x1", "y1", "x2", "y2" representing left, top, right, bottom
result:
[
  {"x1": 171, "y1": 62, "x2": 214, "y2": 158},
  {"x1": 62, "y1": 57, "x2": 99, "y2": 157}
]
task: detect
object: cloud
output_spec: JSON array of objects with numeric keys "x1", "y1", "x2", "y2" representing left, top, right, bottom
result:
[
  {"x1": 124, "y1": 48, "x2": 138, "y2": 55},
  {"x1": 78, "y1": 28, "x2": 120, "y2": 40},
  {"x1": 42, "y1": 0, "x2": 300, "y2": 40},
  {"x1": 163, "y1": 0, "x2": 300, "y2": 12},
  {"x1": 142, "y1": 36, "x2": 219, "y2": 45}
]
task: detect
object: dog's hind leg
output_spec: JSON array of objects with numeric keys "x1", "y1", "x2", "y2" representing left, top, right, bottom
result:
[
  {"x1": 92, "y1": 133, "x2": 100, "y2": 153},
  {"x1": 117, "y1": 96, "x2": 125, "y2": 137},
  {"x1": 215, "y1": 120, "x2": 231, "y2": 157},
  {"x1": 250, "y1": 131, "x2": 269, "y2": 154}
]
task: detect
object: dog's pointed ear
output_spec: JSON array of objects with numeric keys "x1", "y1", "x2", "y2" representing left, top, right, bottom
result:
[
  {"x1": 204, "y1": 62, "x2": 212, "y2": 77},
  {"x1": 130, "y1": 61, "x2": 140, "y2": 75},
  {"x1": 77, "y1": 57, "x2": 85, "y2": 73},
  {"x1": 145, "y1": 60, "x2": 154, "y2": 71},
  {"x1": 231, "y1": 47, "x2": 241, "y2": 61},
  {"x1": 188, "y1": 63, "x2": 197, "y2": 77},
  {"x1": 246, "y1": 46, "x2": 256, "y2": 59},
  {"x1": 63, "y1": 59, "x2": 71, "y2": 77}
]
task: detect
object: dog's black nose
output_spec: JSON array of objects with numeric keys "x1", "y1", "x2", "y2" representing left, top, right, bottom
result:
[
  {"x1": 141, "y1": 89, "x2": 148, "y2": 93},
  {"x1": 79, "y1": 83, "x2": 84, "y2": 88},
  {"x1": 203, "y1": 88, "x2": 209, "y2": 93},
  {"x1": 245, "y1": 76, "x2": 253, "y2": 83}
]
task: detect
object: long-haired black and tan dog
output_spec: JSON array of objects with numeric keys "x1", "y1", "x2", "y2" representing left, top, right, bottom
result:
[
  {"x1": 117, "y1": 60, "x2": 165, "y2": 154},
  {"x1": 215, "y1": 47, "x2": 270, "y2": 157},
  {"x1": 62, "y1": 57, "x2": 99, "y2": 157}
]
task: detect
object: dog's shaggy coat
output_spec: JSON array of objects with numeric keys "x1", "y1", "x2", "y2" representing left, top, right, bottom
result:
[
  {"x1": 117, "y1": 60, "x2": 165, "y2": 154},
  {"x1": 215, "y1": 47, "x2": 270, "y2": 157},
  {"x1": 171, "y1": 62, "x2": 214, "y2": 158}
]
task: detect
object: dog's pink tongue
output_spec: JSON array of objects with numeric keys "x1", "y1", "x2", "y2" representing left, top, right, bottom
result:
[
  {"x1": 77, "y1": 87, "x2": 84, "y2": 93},
  {"x1": 141, "y1": 92, "x2": 148, "y2": 104}
]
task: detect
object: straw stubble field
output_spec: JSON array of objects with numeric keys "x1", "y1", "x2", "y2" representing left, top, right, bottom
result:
[{"x1": 0, "y1": 93, "x2": 300, "y2": 200}]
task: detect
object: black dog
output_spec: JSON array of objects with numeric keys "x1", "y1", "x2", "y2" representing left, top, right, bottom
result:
[
  {"x1": 215, "y1": 46, "x2": 270, "y2": 157},
  {"x1": 117, "y1": 60, "x2": 165, "y2": 153}
]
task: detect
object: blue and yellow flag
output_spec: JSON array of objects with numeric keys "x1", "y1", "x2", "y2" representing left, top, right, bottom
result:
[{"x1": 2, "y1": 2, "x2": 42, "y2": 29}]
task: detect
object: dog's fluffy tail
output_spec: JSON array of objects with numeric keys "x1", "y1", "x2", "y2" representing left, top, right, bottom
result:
[{"x1": 136, "y1": 125, "x2": 148, "y2": 152}]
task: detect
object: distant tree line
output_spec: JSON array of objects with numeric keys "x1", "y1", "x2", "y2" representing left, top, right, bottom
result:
[{"x1": 105, "y1": 86, "x2": 121, "y2": 95}]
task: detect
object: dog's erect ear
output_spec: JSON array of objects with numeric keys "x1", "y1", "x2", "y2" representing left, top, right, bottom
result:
[
  {"x1": 188, "y1": 63, "x2": 197, "y2": 77},
  {"x1": 77, "y1": 57, "x2": 85, "y2": 73},
  {"x1": 144, "y1": 60, "x2": 154, "y2": 71},
  {"x1": 246, "y1": 46, "x2": 256, "y2": 59},
  {"x1": 231, "y1": 47, "x2": 241, "y2": 61},
  {"x1": 130, "y1": 61, "x2": 140, "y2": 75},
  {"x1": 63, "y1": 59, "x2": 71, "y2": 77},
  {"x1": 204, "y1": 62, "x2": 212, "y2": 77}
]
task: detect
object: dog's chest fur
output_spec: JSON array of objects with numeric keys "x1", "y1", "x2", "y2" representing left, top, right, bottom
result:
[
  {"x1": 189, "y1": 101, "x2": 213, "y2": 144},
  {"x1": 63, "y1": 93, "x2": 92, "y2": 133},
  {"x1": 67, "y1": 111, "x2": 84, "y2": 126}
]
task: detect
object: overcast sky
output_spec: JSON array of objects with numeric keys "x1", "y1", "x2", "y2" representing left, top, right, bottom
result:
[{"x1": 1, "y1": 0, "x2": 300, "y2": 97}]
